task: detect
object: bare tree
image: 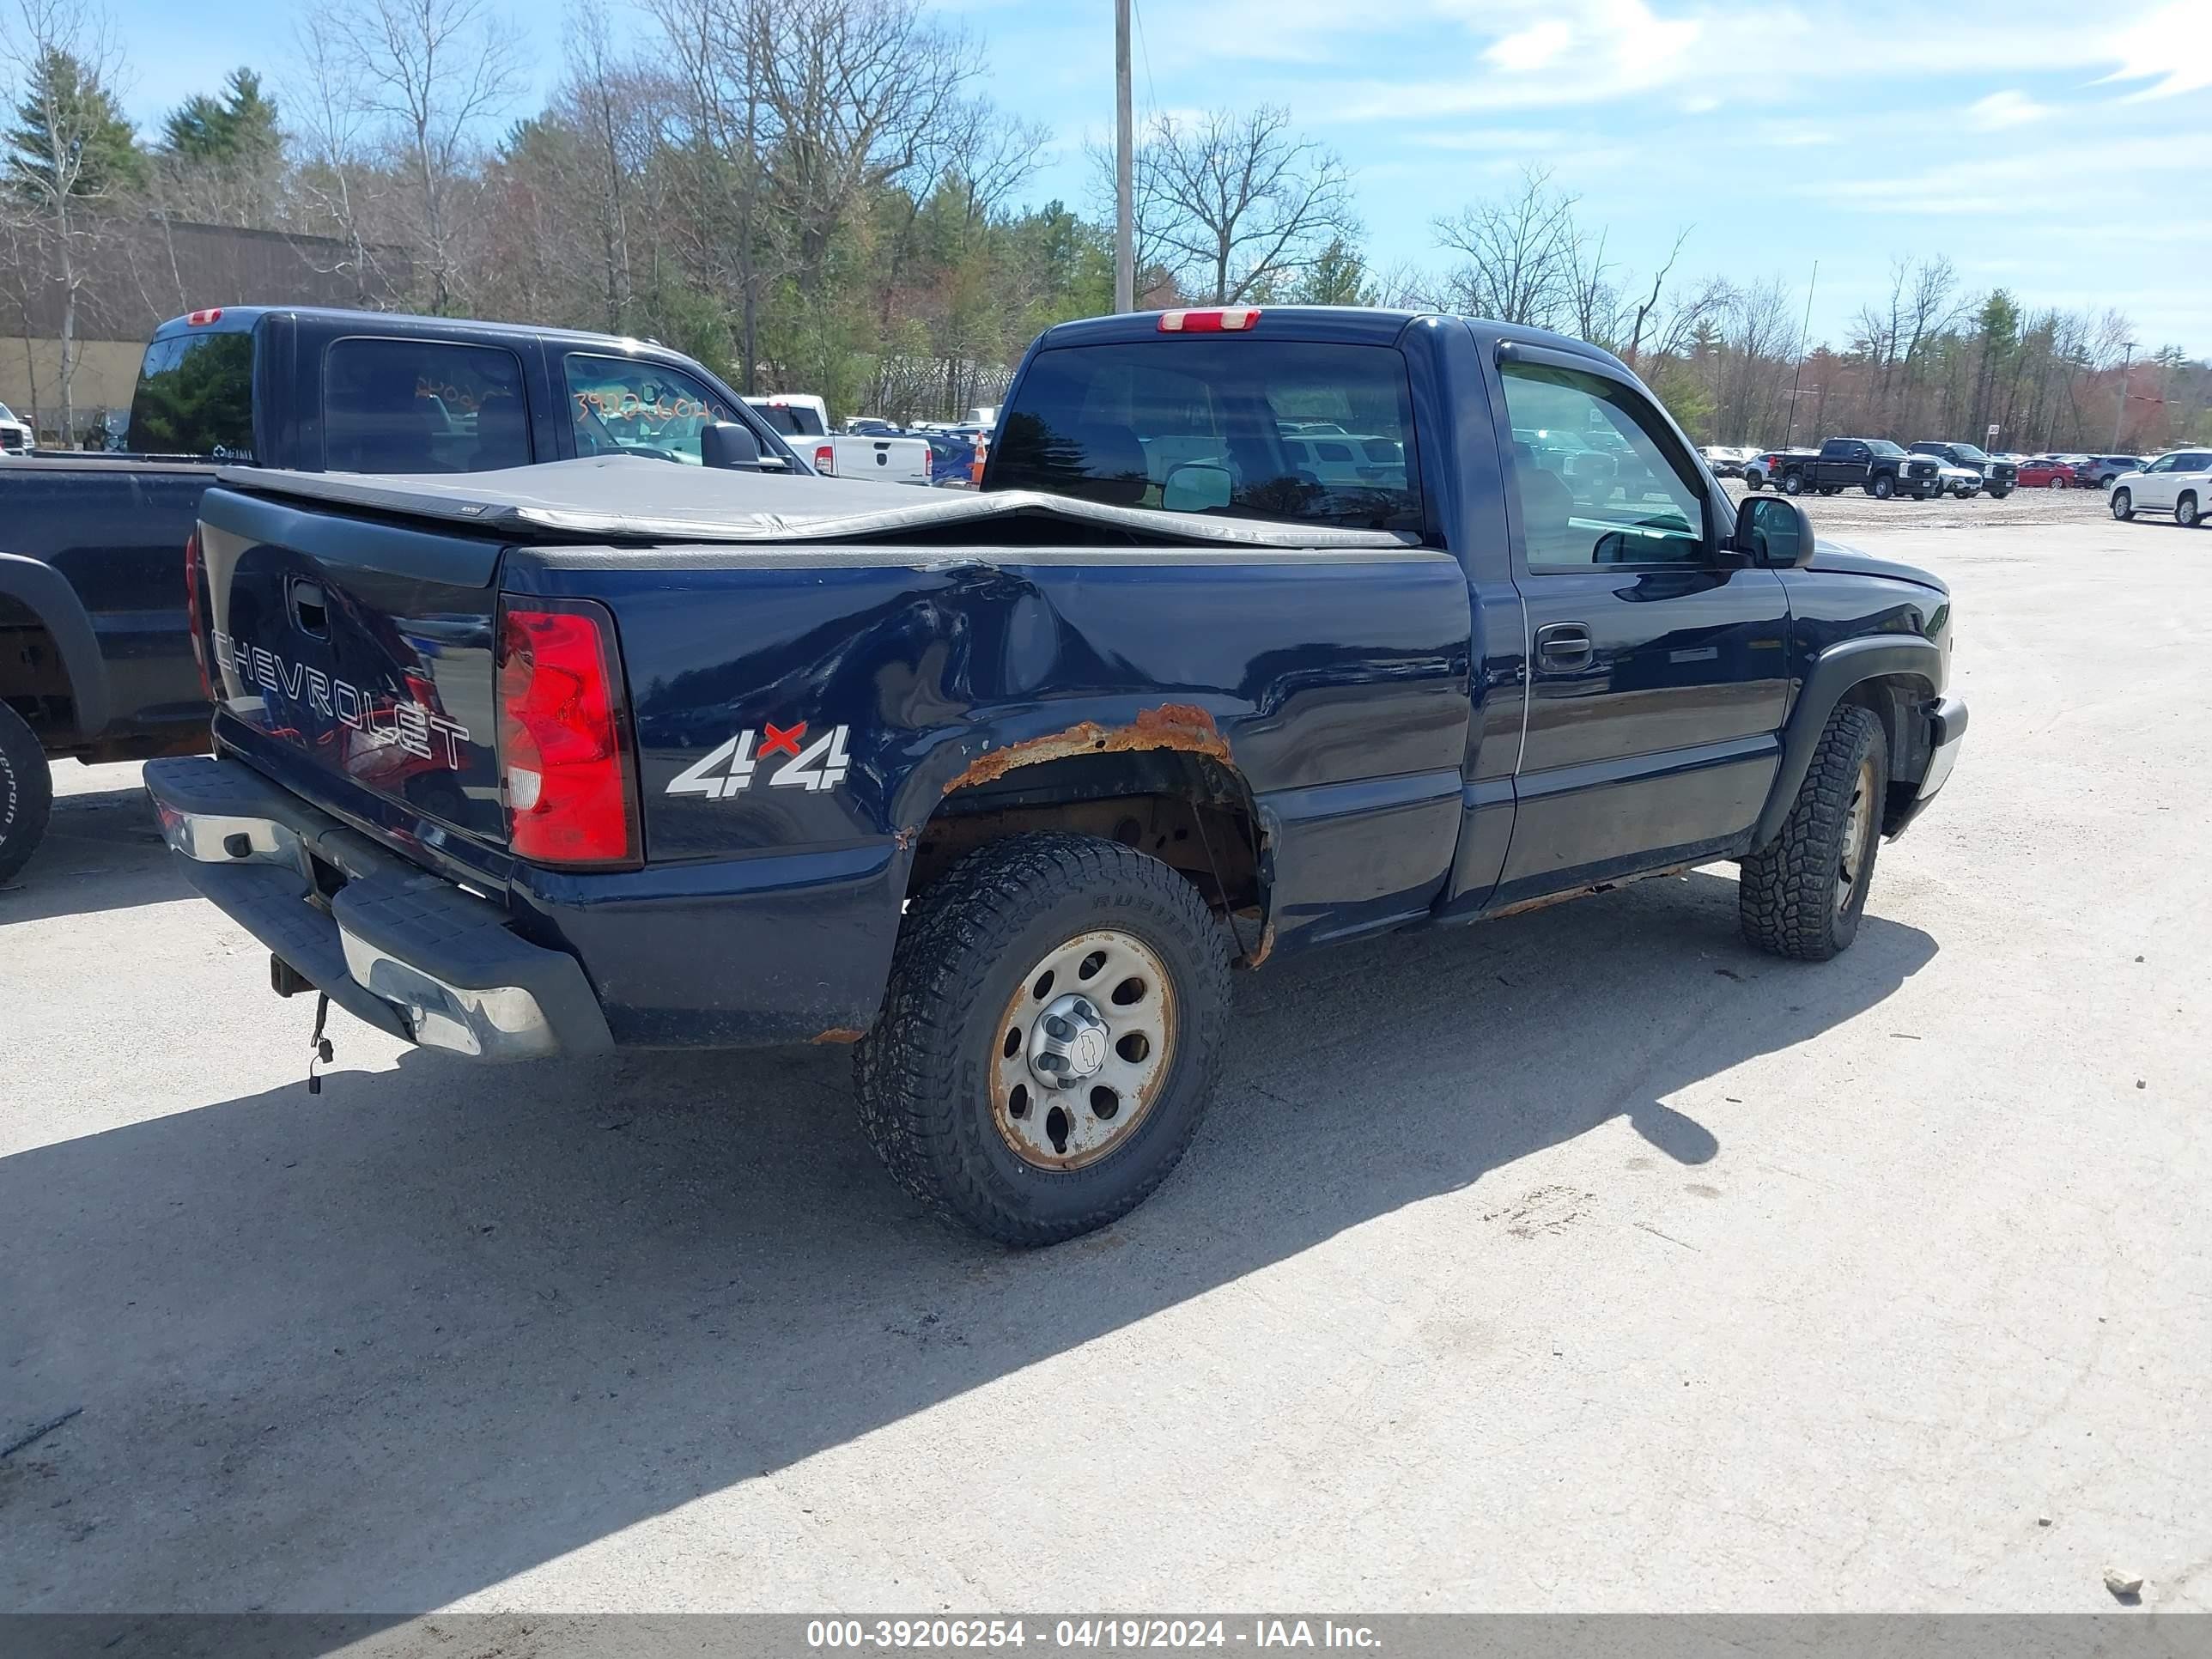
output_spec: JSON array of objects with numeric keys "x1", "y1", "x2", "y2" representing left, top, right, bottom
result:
[
  {"x1": 3, "y1": 0, "x2": 138, "y2": 441},
  {"x1": 1432, "y1": 167, "x2": 1579, "y2": 329},
  {"x1": 1120, "y1": 105, "x2": 1358, "y2": 306},
  {"x1": 285, "y1": 14, "x2": 388, "y2": 306},
  {"x1": 321, "y1": 0, "x2": 524, "y2": 313}
]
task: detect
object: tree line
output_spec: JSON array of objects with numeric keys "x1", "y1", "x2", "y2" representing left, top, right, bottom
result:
[{"x1": 5, "y1": 0, "x2": 2207, "y2": 450}]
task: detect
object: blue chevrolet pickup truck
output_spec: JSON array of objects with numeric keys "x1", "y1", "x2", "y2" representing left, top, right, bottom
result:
[{"x1": 144, "y1": 305, "x2": 1966, "y2": 1244}]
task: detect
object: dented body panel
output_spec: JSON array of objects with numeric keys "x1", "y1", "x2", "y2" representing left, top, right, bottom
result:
[{"x1": 494, "y1": 540, "x2": 1473, "y2": 1035}]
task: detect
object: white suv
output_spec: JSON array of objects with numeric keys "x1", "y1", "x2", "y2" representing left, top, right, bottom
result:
[{"x1": 2111, "y1": 450, "x2": 2212, "y2": 528}]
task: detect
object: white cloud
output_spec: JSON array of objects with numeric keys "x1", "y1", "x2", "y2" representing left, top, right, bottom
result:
[
  {"x1": 2098, "y1": 0, "x2": 2212, "y2": 98},
  {"x1": 1966, "y1": 90, "x2": 2053, "y2": 130},
  {"x1": 1485, "y1": 20, "x2": 1574, "y2": 72}
]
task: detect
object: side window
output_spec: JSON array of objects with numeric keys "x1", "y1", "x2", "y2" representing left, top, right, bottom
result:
[
  {"x1": 564, "y1": 353, "x2": 735, "y2": 465},
  {"x1": 324, "y1": 338, "x2": 531, "y2": 474},
  {"x1": 1499, "y1": 362, "x2": 1709, "y2": 570},
  {"x1": 2142, "y1": 455, "x2": 2174, "y2": 473}
]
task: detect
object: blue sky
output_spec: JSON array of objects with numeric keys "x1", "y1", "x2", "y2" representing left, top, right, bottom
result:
[{"x1": 100, "y1": 0, "x2": 2212, "y2": 355}]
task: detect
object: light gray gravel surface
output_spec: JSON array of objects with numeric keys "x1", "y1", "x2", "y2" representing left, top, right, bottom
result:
[{"x1": 3, "y1": 508, "x2": 2207, "y2": 1613}]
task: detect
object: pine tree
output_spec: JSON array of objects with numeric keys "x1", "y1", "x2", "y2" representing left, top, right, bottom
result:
[
  {"x1": 1291, "y1": 239, "x2": 1375, "y2": 307},
  {"x1": 160, "y1": 69, "x2": 279, "y2": 167},
  {"x1": 4, "y1": 46, "x2": 146, "y2": 203}
]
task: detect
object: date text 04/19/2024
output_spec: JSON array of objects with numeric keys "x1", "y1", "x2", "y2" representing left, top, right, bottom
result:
[{"x1": 804, "y1": 1620, "x2": 1382, "y2": 1650}]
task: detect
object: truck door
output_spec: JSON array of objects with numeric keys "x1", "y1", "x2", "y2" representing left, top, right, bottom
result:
[{"x1": 1492, "y1": 349, "x2": 1790, "y2": 905}]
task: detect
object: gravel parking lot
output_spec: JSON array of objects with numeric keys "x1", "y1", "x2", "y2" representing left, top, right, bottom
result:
[{"x1": 3, "y1": 504, "x2": 2208, "y2": 1616}]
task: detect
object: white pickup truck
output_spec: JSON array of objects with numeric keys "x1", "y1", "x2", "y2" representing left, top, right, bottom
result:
[{"x1": 744, "y1": 393, "x2": 930, "y2": 485}]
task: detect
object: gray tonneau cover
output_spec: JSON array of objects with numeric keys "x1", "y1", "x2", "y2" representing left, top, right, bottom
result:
[{"x1": 212, "y1": 454, "x2": 1418, "y2": 550}]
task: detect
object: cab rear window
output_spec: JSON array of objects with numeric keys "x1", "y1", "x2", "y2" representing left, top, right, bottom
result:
[
  {"x1": 988, "y1": 340, "x2": 1423, "y2": 532},
  {"x1": 128, "y1": 329, "x2": 255, "y2": 459}
]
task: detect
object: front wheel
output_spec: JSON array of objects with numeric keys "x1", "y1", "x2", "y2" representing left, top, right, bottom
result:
[
  {"x1": 1739, "y1": 703, "x2": 1888, "y2": 963},
  {"x1": 854, "y1": 833, "x2": 1234, "y2": 1246},
  {"x1": 0, "y1": 701, "x2": 55, "y2": 886},
  {"x1": 2179, "y1": 491, "x2": 2202, "y2": 529},
  {"x1": 1869, "y1": 474, "x2": 1894, "y2": 499},
  {"x1": 1988, "y1": 486, "x2": 2012, "y2": 499},
  {"x1": 2112, "y1": 488, "x2": 2134, "y2": 521}
]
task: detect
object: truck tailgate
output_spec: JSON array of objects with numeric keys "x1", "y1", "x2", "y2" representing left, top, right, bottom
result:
[{"x1": 196, "y1": 483, "x2": 510, "y2": 848}]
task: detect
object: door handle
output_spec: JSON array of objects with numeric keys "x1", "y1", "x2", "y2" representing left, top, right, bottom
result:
[
  {"x1": 1534, "y1": 622, "x2": 1594, "y2": 672},
  {"x1": 289, "y1": 580, "x2": 329, "y2": 636}
]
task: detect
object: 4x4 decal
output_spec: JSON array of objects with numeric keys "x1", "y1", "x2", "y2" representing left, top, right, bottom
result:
[{"x1": 666, "y1": 724, "x2": 852, "y2": 799}]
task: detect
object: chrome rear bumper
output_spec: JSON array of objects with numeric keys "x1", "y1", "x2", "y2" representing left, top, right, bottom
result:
[{"x1": 146, "y1": 756, "x2": 612, "y2": 1061}]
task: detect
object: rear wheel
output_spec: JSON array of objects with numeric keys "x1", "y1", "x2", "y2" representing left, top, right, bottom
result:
[
  {"x1": 0, "y1": 701, "x2": 55, "y2": 886},
  {"x1": 854, "y1": 833, "x2": 1234, "y2": 1246},
  {"x1": 1739, "y1": 703, "x2": 1887, "y2": 963},
  {"x1": 1744, "y1": 473, "x2": 1765, "y2": 491},
  {"x1": 2111, "y1": 488, "x2": 2134, "y2": 521},
  {"x1": 1782, "y1": 471, "x2": 1804, "y2": 495},
  {"x1": 2046, "y1": 476, "x2": 2069, "y2": 490},
  {"x1": 2179, "y1": 491, "x2": 2202, "y2": 528}
]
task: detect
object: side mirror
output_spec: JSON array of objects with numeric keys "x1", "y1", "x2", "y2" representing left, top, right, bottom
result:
[
  {"x1": 1162, "y1": 461, "x2": 1231, "y2": 513},
  {"x1": 1735, "y1": 494, "x2": 1814, "y2": 568},
  {"x1": 701, "y1": 421, "x2": 763, "y2": 471}
]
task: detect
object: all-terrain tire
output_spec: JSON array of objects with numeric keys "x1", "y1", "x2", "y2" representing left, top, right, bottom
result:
[
  {"x1": 1738, "y1": 703, "x2": 1887, "y2": 962},
  {"x1": 0, "y1": 701, "x2": 54, "y2": 885},
  {"x1": 854, "y1": 833, "x2": 1235, "y2": 1246}
]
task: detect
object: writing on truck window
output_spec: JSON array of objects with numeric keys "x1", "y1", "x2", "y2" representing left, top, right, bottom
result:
[{"x1": 564, "y1": 353, "x2": 732, "y2": 465}]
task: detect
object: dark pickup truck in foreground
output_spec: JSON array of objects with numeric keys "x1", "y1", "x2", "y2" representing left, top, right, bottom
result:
[
  {"x1": 1778, "y1": 438, "x2": 1943, "y2": 500},
  {"x1": 146, "y1": 305, "x2": 1966, "y2": 1243},
  {"x1": 0, "y1": 306, "x2": 801, "y2": 881}
]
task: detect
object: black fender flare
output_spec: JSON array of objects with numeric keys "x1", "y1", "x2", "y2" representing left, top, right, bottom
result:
[
  {"x1": 0, "y1": 552, "x2": 112, "y2": 739},
  {"x1": 1753, "y1": 635, "x2": 1942, "y2": 848}
]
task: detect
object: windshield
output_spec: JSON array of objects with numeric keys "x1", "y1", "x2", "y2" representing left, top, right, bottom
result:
[
  {"x1": 1867, "y1": 440, "x2": 1905, "y2": 458},
  {"x1": 128, "y1": 328, "x2": 255, "y2": 459},
  {"x1": 0, "y1": 401, "x2": 15, "y2": 422},
  {"x1": 989, "y1": 339, "x2": 1424, "y2": 532},
  {"x1": 1952, "y1": 444, "x2": 1988, "y2": 462}
]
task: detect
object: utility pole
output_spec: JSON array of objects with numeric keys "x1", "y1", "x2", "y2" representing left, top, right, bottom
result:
[
  {"x1": 2110, "y1": 340, "x2": 2136, "y2": 451},
  {"x1": 1784, "y1": 259, "x2": 1818, "y2": 446},
  {"x1": 1114, "y1": 0, "x2": 1134, "y2": 313}
]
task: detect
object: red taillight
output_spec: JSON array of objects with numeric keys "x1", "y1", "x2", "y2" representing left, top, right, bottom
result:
[
  {"x1": 813, "y1": 441, "x2": 836, "y2": 476},
  {"x1": 184, "y1": 530, "x2": 211, "y2": 700},
  {"x1": 186, "y1": 307, "x2": 224, "y2": 326},
  {"x1": 495, "y1": 599, "x2": 639, "y2": 866},
  {"x1": 1158, "y1": 307, "x2": 1260, "y2": 333}
]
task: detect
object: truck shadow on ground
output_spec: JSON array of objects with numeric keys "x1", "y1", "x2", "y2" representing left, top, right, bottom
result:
[
  {"x1": 0, "y1": 778, "x2": 181, "y2": 927},
  {"x1": 3, "y1": 870, "x2": 1936, "y2": 1616}
]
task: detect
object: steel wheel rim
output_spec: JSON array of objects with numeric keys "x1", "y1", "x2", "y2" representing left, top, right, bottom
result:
[
  {"x1": 1835, "y1": 756, "x2": 1877, "y2": 917},
  {"x1": 990, "y1": 929, "x2": 1177, "y2": 1171}
]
